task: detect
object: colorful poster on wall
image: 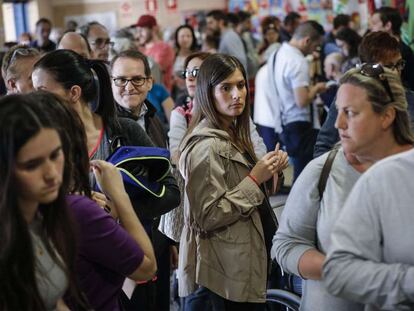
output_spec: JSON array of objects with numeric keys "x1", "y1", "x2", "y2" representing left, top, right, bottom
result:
[
  {"x1": 119, "y1": 1, "x2": 133, "y2": 19},
  {"x1": 332, "y1": 0, "x2": 369, "y2": 30},
  {"x1": 228, "y1": 0, "x2": 335, "y2": 31},
  {"x1": 165, "y1": 0, "x2": 177, "y2": 11}
]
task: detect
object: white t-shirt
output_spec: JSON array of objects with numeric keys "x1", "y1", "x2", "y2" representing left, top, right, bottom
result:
[
  {"x1": 274, "y1": 42, "x2": 311, "y2": 125},
  {"x1": 254, "y1": 65, "x2": 276, "y2": 128}
]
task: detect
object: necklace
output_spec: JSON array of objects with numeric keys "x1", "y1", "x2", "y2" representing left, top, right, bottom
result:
[{"x1": 30, "y1": 229, "x2": 45, "y2": 257}]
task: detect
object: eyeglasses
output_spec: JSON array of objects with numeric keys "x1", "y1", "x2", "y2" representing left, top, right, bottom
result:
[
  {"x1": 384, "y1": 59, "x2": 406, "y2": 72},
  {"x1": 89, "y1": 38, "x2": 114, "y2": 48},
  {"x1": 112, "y1": 76, "x2": 150, "y2": 87},
  {"x1": 359, "y1": 63, "x2": 394, "y2": 102},
  {"x1": 180, "y1": 68, "x2": 199, "y2": 79}
]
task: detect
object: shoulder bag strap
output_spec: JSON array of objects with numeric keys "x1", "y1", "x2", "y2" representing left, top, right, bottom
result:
[{"x1": 318, "y1": 146, "x2": 339, "y2": 200}]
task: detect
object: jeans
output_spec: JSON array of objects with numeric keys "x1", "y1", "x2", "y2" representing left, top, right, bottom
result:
[
  {"x1": 256, "y1": 124, "x2": 280, "y2": 152},
  {"x1": 184, "y1": 286, "x2": 265, "y2": 311},
  {"x1": 281, "y1": 121, "x2": 318, "y2": 181}
]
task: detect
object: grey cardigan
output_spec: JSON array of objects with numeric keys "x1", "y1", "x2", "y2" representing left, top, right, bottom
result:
[{"x1": 324, "y1": 149, "x2": 414, "y2": 310}]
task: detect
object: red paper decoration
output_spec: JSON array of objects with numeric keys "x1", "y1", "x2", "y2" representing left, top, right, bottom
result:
[
  {"x1": 165, "y1": 0, "x2": 177, "y2": 10},
  {"x1": 145, "y1": 0, "x2": 158, "y2": 13}
]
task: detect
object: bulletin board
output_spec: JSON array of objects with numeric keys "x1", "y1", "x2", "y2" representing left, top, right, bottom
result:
[{"x1": 228, "y1": 0, "x2": 409, "y2": 33}]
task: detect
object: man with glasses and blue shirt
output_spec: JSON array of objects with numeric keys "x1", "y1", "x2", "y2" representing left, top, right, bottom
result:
[
  {"x1": 79, "y1": 21, "x2": 113, "y2": 61},
  {"x1": 314, "y1": 31, "x2": 414, "y2": 157},
  {"x1": 1, "y1": 45, "x2": 40, "y2": 94}
]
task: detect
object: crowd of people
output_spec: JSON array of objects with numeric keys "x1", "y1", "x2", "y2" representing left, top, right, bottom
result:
[{"x1": 1, "y1": 5, "x2": 414, "y2": 311}]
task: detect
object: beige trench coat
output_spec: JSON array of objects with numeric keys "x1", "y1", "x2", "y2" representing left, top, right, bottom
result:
[{"x1": 178, "y1": 123, "x2": 268, "y2": 303}]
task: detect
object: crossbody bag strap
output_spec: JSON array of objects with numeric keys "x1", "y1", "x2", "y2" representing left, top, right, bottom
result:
[
  {"x1": 318, "y1": 146, "x2": 340, "y2": 200},
  {"x1": 109, "y1": 135, "x2": 126, "y2": 154}
]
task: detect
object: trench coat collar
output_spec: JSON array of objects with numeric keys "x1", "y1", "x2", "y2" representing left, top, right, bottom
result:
[{"x1": 180, "y1": 120, "x2": 253, "y2": 168}]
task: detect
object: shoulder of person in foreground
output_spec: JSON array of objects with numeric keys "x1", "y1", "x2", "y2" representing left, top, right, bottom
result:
[
  {"x1": 272, "y1": 151, "x2": 330, "y2": 275},
  {"x1": 323, "y1": 148, "x2": 414, "y2": 309},
  {"x1": 66, "y1": 194, "x2": 144, "y2": 276}
]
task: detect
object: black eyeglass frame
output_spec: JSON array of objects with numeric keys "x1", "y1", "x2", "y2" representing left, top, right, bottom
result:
[
  {"x1": 180, "y1": 68, "x2": 200, "y2": 79},
  {"x1": 359, "y1": 63, "x2": 395, "y2": 103},
  {"x1": 383, "y1": 59, "x2": 406, "y2": 72},
  {"x1": 89, "y1": 38, "x2": 114, "y2": 48},
  {"x1": 112, "y1": 76, "x2": 150, "y2": 87}
]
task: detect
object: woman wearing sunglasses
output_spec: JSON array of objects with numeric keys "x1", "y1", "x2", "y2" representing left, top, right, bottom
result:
[{"x1": 272, "y1": 64, "x2": 413, "y2": 311}]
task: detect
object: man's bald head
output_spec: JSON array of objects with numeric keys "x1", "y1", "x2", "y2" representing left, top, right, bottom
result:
[{"x1": 58, "y1": 31, "x2": 91, "y2": 59}]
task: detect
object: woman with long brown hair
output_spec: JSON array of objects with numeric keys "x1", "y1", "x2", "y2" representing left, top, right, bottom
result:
[{"x1": 178, "y1": 54, "x2": 288, "y2": 310}]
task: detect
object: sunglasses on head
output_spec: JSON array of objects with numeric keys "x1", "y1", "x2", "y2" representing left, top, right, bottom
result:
[
  {"x1": 180, "y1": 68, "x2": 199, "y2": 79},
  {"x1": 359, "y1": 63, "x2": 394, "y2": 103},
  {"x1": 6, "y1": 47, "x2": 38, "y2": 71}
]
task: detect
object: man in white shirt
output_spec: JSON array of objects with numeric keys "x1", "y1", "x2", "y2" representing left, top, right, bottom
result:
[{"x1": 273, "y1": 21, "x2": 326, "y2": 180}]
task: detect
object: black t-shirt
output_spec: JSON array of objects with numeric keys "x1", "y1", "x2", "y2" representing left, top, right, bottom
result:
[
  {"x1": 400, "y1": 41, "x2": 414, "y2": 91},
  {"x1": 31, "y1": 40, "x2": 56, "y2": 53}
]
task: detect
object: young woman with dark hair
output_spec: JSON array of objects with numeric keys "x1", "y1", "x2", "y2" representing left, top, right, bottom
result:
[
  {"x1": 173, "y1": 25, "x2": 199, "y2": 73},
  {"x1": 178, "y1": 54, "x2": 288, "y2": 310},
  {"x1": 0, "y1": 94, "x2": 89, "y2": 311},
  {"x1": 19, "y1": 91, "x2": 157, "y2": 310},
  {"x1": 335, "y1": 27, "x2": 362, "y2": 73},
  {"x1": 172, "y1": 25, "x2": 200, "y2": 101},
  {"x1": 258, "y1": 16, "x2": 281, "y2": 64}
]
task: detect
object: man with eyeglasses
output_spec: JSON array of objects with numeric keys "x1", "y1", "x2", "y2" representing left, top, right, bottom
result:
[
  {"x1": 1, "y1": 45, "x2": 40, "y2": 94},
  {"x1": 79, "y1": 21, "x2": 113, "y2": 61},
  {"x1": 314, "y1": 31, "x2": 414, "y2": 157},
  {"x1": 110, "y1": 49, "x2": 175, "y2": 311}
]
